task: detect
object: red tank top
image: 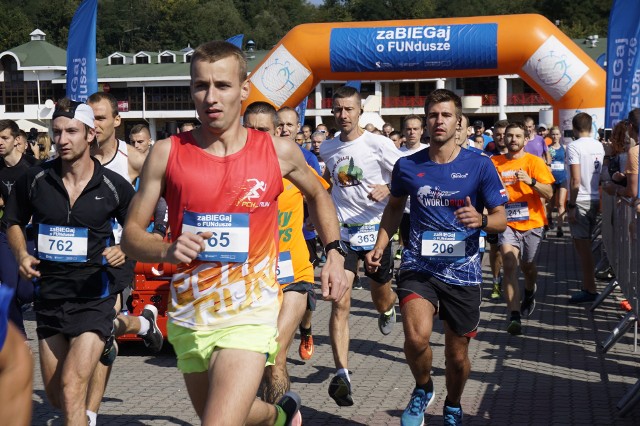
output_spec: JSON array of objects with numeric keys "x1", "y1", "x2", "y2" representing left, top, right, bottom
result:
[{"x1": 164, "y1": 129, "x2": 284, "y2": 330}]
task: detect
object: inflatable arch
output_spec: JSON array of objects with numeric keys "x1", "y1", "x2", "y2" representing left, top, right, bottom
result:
[{"x1": 245, "y1": 14, "x2": 605, "y2": 134}]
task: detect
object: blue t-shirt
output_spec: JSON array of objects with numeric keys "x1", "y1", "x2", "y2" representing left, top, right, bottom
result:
[
  {"x1": 301, "y1": 146, "x2": 322, "y2": 176},
  {"x1": 390, "y1": 148, "x2": 508, "y2": 286},
  {"x1": 548, "y1": 144, "x2": 566, "y2": 184}
]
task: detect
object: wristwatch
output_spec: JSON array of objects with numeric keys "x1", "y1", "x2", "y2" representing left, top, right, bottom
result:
[
  {"x1": 325, "y1": 240, "x2": 348, "y2": 258},
  {"x1": 480, "y1": 214, "x2": 488, "y2": 229},
  {"x1": 527, "y1": 177, "x2": 537, "y2": 187}
]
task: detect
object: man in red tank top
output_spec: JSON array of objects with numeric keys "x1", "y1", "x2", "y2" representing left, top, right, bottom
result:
[{"x1": 121, "y1": 41, "x2": 348, "y2": 426}]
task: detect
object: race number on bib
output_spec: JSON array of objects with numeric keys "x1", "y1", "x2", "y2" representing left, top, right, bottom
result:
[
  {"x1": 505, "y1": 202, "x2": 529, "y2": 222},
  {"x1": 277, "y1": 251, "x2": 295, "y2": 285},
  {"x1": 551, "y1": 162, "x2": 564, "y2": 171},
  {"x1": 421, "y1": 231, "x2": 466, "y2": 259},
  {"x1": 182, "y1": 211, "x2": 249, "y2": 262},
  {"x1": 37, "y1": 224, "x2": 88, "y2": 262},
  {"x1": 347, "y1": 223, "x2": 379, "y2": 251}
]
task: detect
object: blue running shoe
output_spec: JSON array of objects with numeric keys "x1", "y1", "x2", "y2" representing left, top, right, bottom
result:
[
  {"x1": 401, "y1": 387, "x2": 435, "y2": 426},
  {"x1": 443, "y1": 405, "x2": 463, "y2": 426}
]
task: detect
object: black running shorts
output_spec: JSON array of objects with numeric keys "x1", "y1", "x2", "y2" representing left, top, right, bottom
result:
[
  {"x1": 282, "y1": 281, "x2": 316, "y2": 311},
  {"x1": 344, "y1": 241, "x2": 393, "y2": 284},
  {"x1": 396, "y1": 270, "x2": 480, "y2": 337},
  {"x1": 35, "y1": 294, "x2": 118, "y2": 340}
]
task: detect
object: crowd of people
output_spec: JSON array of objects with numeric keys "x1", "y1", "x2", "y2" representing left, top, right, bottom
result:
[{"x1": 0, "y1": 39, "x2": 637, "y2": 426}]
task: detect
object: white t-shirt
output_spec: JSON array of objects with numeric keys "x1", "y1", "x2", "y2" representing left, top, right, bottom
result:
[
  {"x1": 566, "y1": 136, "x2": 605, "y2": 201},
  {"x1": 399, "y1": 143, "x2": 428, "y2": 214},
  {"x1": 320, "y1": 131, "x2": 402, "y2": 241}
]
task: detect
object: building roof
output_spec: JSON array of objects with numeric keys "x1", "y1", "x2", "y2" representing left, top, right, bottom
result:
[
  {"x1": 1, "y1": 30, "x2": 66, "y2": 69},
  {"x1": 572, "y1": 37, "x2": 606, "y2": 63}
]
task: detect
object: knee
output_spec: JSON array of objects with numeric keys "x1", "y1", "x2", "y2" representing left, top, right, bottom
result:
[
  {"x1": 404, "y1": 332, "x2": 431, "y2": 354},
  {"x1": 502, "y1": 254, "x2": 518, "y2": 271},
  {"x1": 331, "y1": 298, "x2": 351, "y2": 318},
  {"x1": 444, "y1": 348, "x2": 468, "y2": 371}
]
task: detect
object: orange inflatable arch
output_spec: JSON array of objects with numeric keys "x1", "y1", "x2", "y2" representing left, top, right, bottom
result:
[{"x1": 245, "y1": 14, "x2": 605, "y2": 133}]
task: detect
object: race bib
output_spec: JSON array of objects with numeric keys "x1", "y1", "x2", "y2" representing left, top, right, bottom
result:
[
  {"x1": 277, "y1": 251, "x2": 294, "y2": 285},
  {"x1": 506, "y1": 202, "x2": 529, "y2": 222},
  {"x1": 479, "y1": 231, "x2": 486, "y2": 253},
  {"x1": 37, "y1": 224, "x2": 88, "y2": 262},
  {"x1": 347, "y1": 223, "x2": 379, "y2": 251},
  {"x1": 182, "y1": 211, "x2": 249, "y2": 262},
  {"x1": 551, "y1": 162, "x2": 564, "y2": 171},
  {"x1": 421, "y1": 231, "x2": 466, "y2": 259}
]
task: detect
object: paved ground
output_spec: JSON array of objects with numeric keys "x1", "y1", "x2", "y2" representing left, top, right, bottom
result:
[{"x1": 27, "y1": 229, "x2": 640, "y2": 425}]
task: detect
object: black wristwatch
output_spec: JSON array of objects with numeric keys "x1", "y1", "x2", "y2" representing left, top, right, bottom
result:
[
  {"x1": 527, "y1": 177, "x2": 537, "y2": 187},
  {"x1": 325, "y1": 240, "x2": 348, "y2": 258},
  {"x1": 480, "y1": 214, "x2": 488, "y2": 229}
]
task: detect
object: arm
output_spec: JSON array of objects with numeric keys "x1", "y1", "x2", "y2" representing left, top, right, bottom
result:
[
  {"x1": 7, "y1": 224, "x2": 40, "y2": 280},
  {"x1": 126, "y1": 144, "x2": 147, "y2": 183},
  {"x1": 274, "y1": 136, "x2": 347, "y2": 302},
  {"x1": 568, "y1": 164, "x2": 581, "y2": 205},
  {"x1": 365, "y1": 194, "x2": 406, "y2": 271},
  {"x1": 516, "y1": 169, "x2": 553, "y2": 200}
]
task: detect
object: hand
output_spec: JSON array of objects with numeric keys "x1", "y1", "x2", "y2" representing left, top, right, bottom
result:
[
  {"x1": 103, "y1": 245, "x2": 126, "y2": 267},
  {"x1": 567, "y1": 206, "x2": 577, "y2": 223},
  {"x1": 516, "y1": 169, "x2": 533, "y2": 185},
  {"x1": 17, "y1": 253, "x2": 40, "y2": 280},
  {"x1": 164, "y1": 231, "x2": 212, "y2": 264},
  {"x1": 365, "y1": 247, "x2": 384, "y2": 273},
  {"x1": 612, "y1": 171, "x2": 626, "y2": 183},
  {"x1": 320, "y1": 250, "x2": 348, "y2": 302},
  {"x1": 367, "y1": 184, "x2": 390, "y2": 202},
  {"x1": 454, "y1": 196, "x2": 482, "y2": 228}
]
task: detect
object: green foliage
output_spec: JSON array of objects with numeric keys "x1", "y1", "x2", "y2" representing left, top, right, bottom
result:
[{"x1": 0, "y1": 0, "x2": 613, "y2": 55}]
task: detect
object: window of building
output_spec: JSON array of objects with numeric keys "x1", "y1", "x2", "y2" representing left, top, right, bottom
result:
[
  {"x1": 398, "y1": 82, "x2": 415, "y2": 97},
  {"x1": 1, "y1": 56, "x2": 24, "y2": 112},
  {"x1": 110, "y1": 56, "x2": 124, "y2": 65},
  {"x1": 418, "y1": 82, "x2": 436, "y2": 96},
  {"x1": 160, "y1": 54, "x2": 174, "y2": 64},
  {"x1": 146, "y1": 86, "x2": 193, "y2": 110},
  {"x1": 136, "y1": 55, "x2": 149, "y2": 64}
]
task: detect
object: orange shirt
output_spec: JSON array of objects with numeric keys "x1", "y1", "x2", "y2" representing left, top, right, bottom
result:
[
  {"x1": 277, "y1": 168, "x2": 330, "y2": 286},
  {"x1": 492, "y1": 153, "x2": 555, "y2": 231}
]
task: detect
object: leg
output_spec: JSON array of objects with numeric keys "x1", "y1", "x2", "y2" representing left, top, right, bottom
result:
[
  {"x1": 330, "y1": 270, "x2": 354, "y2": 370},
  {"x1": 184, "y1": 348, "x2": 276, "y2": 426},
  {"x1": 262, "y1": 291, "x2": 307, "y2": 403},
  {"x1": 557, "y1": 187, "x2": 567, "y2": 228},
  {"x1": 442, "y1": 321, "x2": 471, "y2": 405},
  {"x1": 573, "y1": 238, "x2": 596, "y2": 293},
  {"x1": 299, "y1": 309, "x2": 312, "y2": 329},
  {"x1": 521, "y1": 261, "x2": 538, "y2": 292},
  {"x1": 39, "y1": 334, "x2": 69, "y2": 409},
  {"x1": 489, "y1": 243, "x2": 503, "y2": 282},
  {"x1": 370, "y1": 279, "x2": 397, "y2": 314},
  {"x1": 0, "y1": 322, "x2": 33, "y2": 426},
  {"x1": 62, "y1": 332, "x2": 105, "y2": 425},
  {"x1": 113, "y1": 313, "x2": 141, "y2": 336},
  {"x1": 500, "y1": 244, "x2": 521, "y2": 313},
  {"x1": 401, "y1": 298, "x2": 436, "y2": 385}
]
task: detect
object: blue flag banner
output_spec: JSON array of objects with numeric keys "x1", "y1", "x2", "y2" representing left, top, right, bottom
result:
[
  {"x1": 295, "y1": 96, "x2": 307, "y2": 126},
  {"x1": 605, "y1": 0, "x2": 640, "y2": 128},
  {"x1": 66, "y1": 0, "x2": 98, "y2": 102},
  {"x1": 226, "y1": 34, "x2": 244, "y2": 49}
]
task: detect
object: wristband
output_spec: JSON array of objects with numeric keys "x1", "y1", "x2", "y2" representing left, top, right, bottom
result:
[{"x1": 480, "y1": 214, "x2": 488, "y2": 229}]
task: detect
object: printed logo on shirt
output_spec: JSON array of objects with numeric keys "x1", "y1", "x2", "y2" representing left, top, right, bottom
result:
[
  {"x1": 2, "y1": 180, "x2": 14, "y2": 195},
  {"x1": 451, "y1": 172, "x2": 468, "y2": 179},
  {"x1": 416, "y1": 185, "x2": 464, "y2": 207},
  {"x1": 332, "y1": 156, "x2": 363, "y2": 187},
  {"x1": 236, "y1": 178, "x2": 271, "y2": 208}
]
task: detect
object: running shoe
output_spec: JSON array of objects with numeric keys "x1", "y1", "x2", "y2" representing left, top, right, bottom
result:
[
  {"x1": 352, "y1": 275, "x2": 363, "y2": 290},
  {"x1": 378, "y1": 306, "x2": 396, "y2": 335},
  {"x1": 443, "y1": 405, "x2": 464, "y2": 426},
  {"x1": 328, "y1": 373, "x2": 353, "y2": 406},
  {"x1": 568, "y1": 290, "x2": 598, "y2": 304},
  {"x1": 276, "y1": 391, "x2": 302, "y2": 426},
  {"x1": 141, "y1": 304, "x2": 163, "y2": 352},
  {"x1": 490, "y1": 282, "x2": 502, "y2": 300},
  {"x1": 520, "y1": 284, "x2": 536, "y2": 317},
  {"x1": 507, "y1": 318, "x2": 522, "y2": 335},
  {"x1": 401, "y1": 386, "x2": 435, "y2": 426},
  {"x1": 594, "y1": 267, "x2": 615, "y2": 281},
  {"x1": 99, "y1": 335, "x2": 117, "y2": 366},
  {"x1": 299, "y1": 333, "x2": 314, "y2": 361}
]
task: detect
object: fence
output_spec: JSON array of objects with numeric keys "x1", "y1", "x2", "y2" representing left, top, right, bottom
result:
[{"x1": 592, "y1": 192, "x2": 639, "y2": 416}]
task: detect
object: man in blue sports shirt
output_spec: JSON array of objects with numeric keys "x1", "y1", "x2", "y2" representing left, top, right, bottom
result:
[{"x1": 366, "y1": 89, "x2": 507, "y2": 426}]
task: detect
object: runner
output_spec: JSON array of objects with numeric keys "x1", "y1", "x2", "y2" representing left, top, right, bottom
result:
[
  {"x1": 365, "y1": 89, "x2": 507, "y2": 426},
  {"x1": 120, "y1": 40, "x2": 347, "y2": 426},
  {"x1": 319, "y1": 85, "x2": 401, "y2": 407},
  {"x1": 5, "y1": 99, "x2": 135, "y2": 425},
  {"x1": 491, "y1": 122, "x2": 554, "y2": 334}
]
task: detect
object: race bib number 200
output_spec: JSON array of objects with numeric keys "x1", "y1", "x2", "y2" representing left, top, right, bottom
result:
[
  {"x1": 37, "y1": 224, "x2": 88, "y2": 262},
  {"x1": 182, "y1": 211, "x2": 249, "y2": 262}
]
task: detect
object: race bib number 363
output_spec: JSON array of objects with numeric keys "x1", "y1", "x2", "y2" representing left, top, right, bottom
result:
[
  {"x1": 421, "y1": 231, "x2": 466, "y2": 259},
  {"x1": 37, "y1": 224, "x2": 88, "y2": 262},
  {"x1": 347, "y1": 223, "x2": 379, "y2": 251},
  {"x1": 182, "y1": 211, "x2": 250, "y2": 262}
]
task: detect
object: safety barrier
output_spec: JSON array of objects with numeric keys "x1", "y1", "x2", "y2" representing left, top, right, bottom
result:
[{"x1": 591, "y1": 192, "x2": 639, "y2": 416}]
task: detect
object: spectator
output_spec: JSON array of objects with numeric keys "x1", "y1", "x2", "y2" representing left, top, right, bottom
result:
[{"x1": 547, "y1": 126, "x2": 567, "y2": 237}]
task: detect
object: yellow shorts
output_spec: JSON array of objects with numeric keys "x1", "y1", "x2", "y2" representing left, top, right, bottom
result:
[{"x1": 167, "y1": 322, "x2": 279, "y2": 374}]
